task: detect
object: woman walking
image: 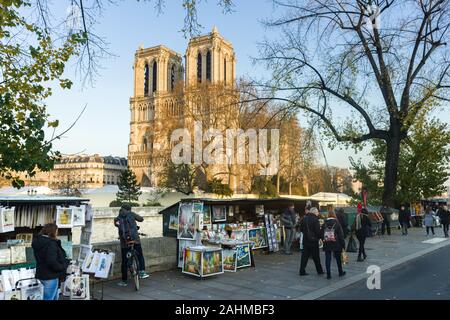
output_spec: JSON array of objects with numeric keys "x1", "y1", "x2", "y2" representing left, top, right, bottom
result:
[
  {"x1": 352, "y1": 205, "x2": 372, "y2": 262},
  {"x1": 32, "y1": 223, "x2": 69, "y2": 300},
  {"x1": 321, "y1": 211, "x2": 346, "y2": 279},
  {"x1": 424, "y1": 206, "x2": 436, "y2": 236}
]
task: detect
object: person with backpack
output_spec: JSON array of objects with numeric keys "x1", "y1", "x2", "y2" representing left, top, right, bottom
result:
[
  {"x1": 321, "y1": 211, "x2": 346, "y2": 279},
  {"x1": 299, "y1": 207, "x2": 325, "y2": 276},
  {"x1": 352, "y1": 205, "x2": 372, "y2": 262},
  {"x1": 114, "y1": 204, "x2": 149, "y2": 286},
  {"x1": 437, "y1": 205, "x2": 450, "y2": 238}
]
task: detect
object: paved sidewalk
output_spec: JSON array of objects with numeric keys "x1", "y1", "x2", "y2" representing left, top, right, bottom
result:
[{"x1": 97, "y1": 228, "x2": 450, "y2": 300}]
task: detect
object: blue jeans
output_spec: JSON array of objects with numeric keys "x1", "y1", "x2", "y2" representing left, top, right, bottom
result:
[
  {"x1": 325, "y1": 251, "x2": 343, "y2": 276},
  {"x1": 42, "y1": 279, "x2": 59, "y2": 300}
]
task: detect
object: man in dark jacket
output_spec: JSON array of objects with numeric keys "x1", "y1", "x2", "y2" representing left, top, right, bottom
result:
[
  {"x1": 114, "y1": 204, "x2": 149, "y2": 286},
  {"x1": 32, "y1": 223, "x2": 69, "y2": 300},
  {"x1": 336, "y1": 208, "x2": 349, "y2": 238},
  {"x1": 437, "y1": 205, "x2": 450, "y2": 238},
  {"x1": 353, "y1": 207, "x2": 372, "y2": 261},
  {"x1": 281, "y1": 203, "x2": 297, "y2": 255},
  {"x1": 398, "y1": 204, "x2": 411, "y2": 235},
  {"x1": 380, "y1": 204, "x2": 392, "y2": 235},
  {"x1": 299, "y1": 207, "x2": 324, "y2": 276}
]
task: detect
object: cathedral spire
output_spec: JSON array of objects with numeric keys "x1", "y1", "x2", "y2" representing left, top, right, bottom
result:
[{"x1": 212, "y1": 25, "x2": 219, "y2": 35}]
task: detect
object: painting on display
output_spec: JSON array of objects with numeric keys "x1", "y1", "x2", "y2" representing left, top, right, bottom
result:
[
  {"x1": 182, "y1": 248, "x2": 202, "y2": 277},
  {"x1": 248, "y1": 228, "x2": 268, "y2": 249},
  {"x1": 236, "y1": 244, "x2": 252, "y2": 268},
  {"x1": 212, "y1": 206, "x2": 226, "y2": 223},
  {"x1": 178, "y1": 240, "x2": 196, "y2": 268},
  {"x1": 71, "y1": 206, "x2": 86, "y2": 227},
  {"x1": 61, "y1": 241, "x2": 73, "y2": 260},
  {"x1": 20, "y1": 284, "x2": 44, "y2": 300},
  {"x1": 77, "y1": 245, "x2": 92, "y2": 262},
  {"x1": 178, "y1": 203, "x2": 196, "y2": 240},
  {"x1": 69, "y1": 275, "x2": 90, "y2": 300},
  {"x1": 10, "y1": 245, "x2": 27, "y2": 264},
  {"x1": 94, "y1": 252, "x2": 115, "y2": 279},
  {"x1": 0, "y1": 207, "x2": 15, "y2": 233},
  {"x1": 80, "y1": 230, "x2": 92, "y2": 246},
  {"x1": 192, "y1": 202, "x2": 204, "y2": 213},
  {"x1": 82, "y1": 251, "x2": 96, "y2": 273},
  {"x1": 56, "y1": 207, "x2": 73, "y2": 228},
  {"x1": 222, "y1": 249, "x2": 237, "y2": 272},
  {"x1": 202, "y1": 249, "x2": 223, "y2": 276},
  {"x1": 168, "y1": 213, "x2": 178, "y2": 231},
  {"x1": 202, "y1": 206, "x2": 212, "y2": 227},
  {"x1": 0, "y1": 248, "x2": 11, "y2": 265}
]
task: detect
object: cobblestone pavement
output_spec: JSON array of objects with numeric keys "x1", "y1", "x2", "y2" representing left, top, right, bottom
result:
[{"x1": 96, "y1": 227, "x2": 450, "y2": 300}]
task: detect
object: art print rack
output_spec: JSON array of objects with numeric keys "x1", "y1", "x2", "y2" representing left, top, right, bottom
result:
[{"x1": 83, "y1": 248, "x2": 115, "y2": 300}]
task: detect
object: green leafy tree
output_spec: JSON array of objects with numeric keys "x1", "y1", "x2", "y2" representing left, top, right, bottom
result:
[
  {"x1": 207, "y1": 178, "x2": 233, "y2": 198},
  {"x1": 0, "y1": 0, "x2": 85, "y2": 188},
  {"x1": 252, "y1": 177, "x2": 278, "y2": 199},
  {"x1": 351, "y1": 116, "x2": 450, "y2": 206},
  {"x1": 160, "y1": 163, "x2": 198, "y2": 195},
  {"x1": 116, "y1": 168, "x2": 142, "y2": 205}
]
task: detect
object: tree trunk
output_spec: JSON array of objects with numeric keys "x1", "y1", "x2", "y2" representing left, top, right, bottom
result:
[
  {"x1": 382, "y1": 128, "x2": 402, "y2": 207},
  {"x1": 289, "y1": 182, "x2": 292, "y2": 195},
  {"x1": 276, "y1": 173, "x2": 280, "y2": 195}
]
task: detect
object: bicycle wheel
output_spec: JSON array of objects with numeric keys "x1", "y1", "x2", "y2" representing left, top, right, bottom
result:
[{"x1": 129, "y1": 255, "x2": 140, "y2": 291}]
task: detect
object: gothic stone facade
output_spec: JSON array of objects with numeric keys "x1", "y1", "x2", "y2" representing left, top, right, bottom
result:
[{"x1": 128, "y1": 28, "x2": 243, "y2": 190}]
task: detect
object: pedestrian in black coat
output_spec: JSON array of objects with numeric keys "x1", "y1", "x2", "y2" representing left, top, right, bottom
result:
[
  {"x1": 437, "y1": 205, "x2": 450, "y2": 238},
  {"x1": 321, "y1": 213, "x2": 346, "y2": 279},
  {"x1": 398, "y1": 205, "x2": 411, "y2": 236},
  {"x1": 299, "y1": 207, "x2": 324, "y2": 276},
  {"x1": 32, "y1": 223, "x2": 69, "y2": 300},
  {"x1": 336, "y1": 208, "x2": 349, "y2": 238},
  {"x1": 352, "y1": 206, "x2": 372, "y2": 262}
]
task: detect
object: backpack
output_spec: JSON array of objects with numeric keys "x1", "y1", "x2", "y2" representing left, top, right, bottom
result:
[
  {"x1": 323, "y1": 224, "x2": 337, "y2": 242},
  {"x1": 117, "y1": 216, "x2": 133, "y2": 242}
]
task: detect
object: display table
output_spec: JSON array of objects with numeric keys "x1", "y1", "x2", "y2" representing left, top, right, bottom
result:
[{"x1": 182, "y1": 246, "x2": 224, "y2": 278}]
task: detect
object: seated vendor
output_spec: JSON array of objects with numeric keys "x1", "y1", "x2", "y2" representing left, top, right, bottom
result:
[{"x1": 224, "y1": 225, "x2": 233, "y2": 239}]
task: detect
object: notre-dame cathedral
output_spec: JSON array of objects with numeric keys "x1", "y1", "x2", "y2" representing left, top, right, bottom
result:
[{"x1": 128, "y1": 27, "x2": 244, "y2": 190}]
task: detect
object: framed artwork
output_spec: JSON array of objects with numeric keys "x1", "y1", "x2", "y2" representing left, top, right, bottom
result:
[
  {"x1": 222, "y1": 249, "x2": 237, "y2": 272},
  {"x1": 81, "y1": 251, "x2": 96, "y2": 273},
  {"x1": 236, "y1": 244, "x2": 252, "y2": 268},
  {"x1": 0, "y1": 248, "x2": 11, "y2": 265},
  {"x1": 0, "y1": 207, "x2": 15, "y2": 233},
  {"x1": 94, "y1": 252, "x2": 115, "y2": 279},
  {"x1": 1, "y1": 270, "x2": 14, "y2": 292},
  {"x1": 21, "y1": 284, "x2": 44, "y2": 300},
  {"x1": 182, "y1": 248, "x2": 202, "y2": 277},
  {"x1": 212, "y1": 206, "x2": 227, "y2": 222},
  {"x1": 168, "y1": 213, "x2": 178, "y2": 231},
  {"x1": 56, "y1": 207, "x2": 73, "y2": 229},
  {"x1": 10, "y1": 245, "x2": 27, "y2": 264},
  {"x1": 80, "y1": 230, "x2": 92, "y2": 246},
  {"x1": 16, "y1": 233, "x2": 33, "y2": 247},
  {"x1": 202, "y1": 249, "x2": 223, "y2": 277},
  {"x1": 62, "y1": 276, "x2": 72, "y2": 297},
  {"x1": 71, "y1": 206, "x2": 86, "y2": 227},
  {"x1": 85, "y1": 204, "x2": 94, "y2": 222},
  {"x1": 4, "y1": 290, "x2": 21, "y2": 300},
  {"x1": 195, "y1": 213, "x2": 204, "y2": 231},
  {"x1": 192, "y1": 202, "x2": 204, "y2": 213},
  {"x1": 70, "y1": 275, "x2": 90, "y2": 300},
  {"x1": 248, "y1": 228, "x2": 268, "y2": 249},
  {"x1": 178, "y1": 203, "x2": 196, "y2": 240},
  {"x1": 203, "y1": 205, "x2": 212, "y2": 227},
  {"x1": 178, "y1": 240, "x2": 196, "y2": 268},
  {"x1": 77, "y1": 245, "x2": 92, "y2": 262},
  {"x1": 61, "y1": 241, "x2": 73, "y2": 260}
]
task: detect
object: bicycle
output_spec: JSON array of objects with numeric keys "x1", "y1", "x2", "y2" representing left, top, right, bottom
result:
[{"x1": 119, "y1": 232, "x2": 147, "y2": 291}]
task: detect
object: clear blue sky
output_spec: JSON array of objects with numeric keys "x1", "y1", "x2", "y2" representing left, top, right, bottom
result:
[{"x1": 44, "y1": 0, "x2": 450, "y2": 171}]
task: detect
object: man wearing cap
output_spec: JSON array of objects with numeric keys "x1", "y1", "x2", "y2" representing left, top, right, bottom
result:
[{"x1": 114, "y1": 204, "x2": 150, "y2": 286}]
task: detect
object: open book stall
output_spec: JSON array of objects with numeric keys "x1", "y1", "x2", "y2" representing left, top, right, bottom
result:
[
  {"x1": 161, "y1": 197, "x2": 318, "y2": 278},
  {"x1": 0, "y1": 196, "x2": 90, "y2": 300}
]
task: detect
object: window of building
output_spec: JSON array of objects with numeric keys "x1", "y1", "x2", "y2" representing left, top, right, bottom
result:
[
  {"x1": 171, "y1": 65, "x2": 176, "y2": 91},
  {"x1": 197, "y1": 53, "x2": 202, "y2": 83},
  {"x1": 224, "y1": 58, "x2": 227, "y2": 83},
  {"x1": 152, "y1": 61, "x2": 157, "y2": 93},
  {"x1": 144, "y1": 63, "x2": 149, "y2": 96},
  {"x1": 206, "y1": 51, "x2": 211, "y2": 82}
]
